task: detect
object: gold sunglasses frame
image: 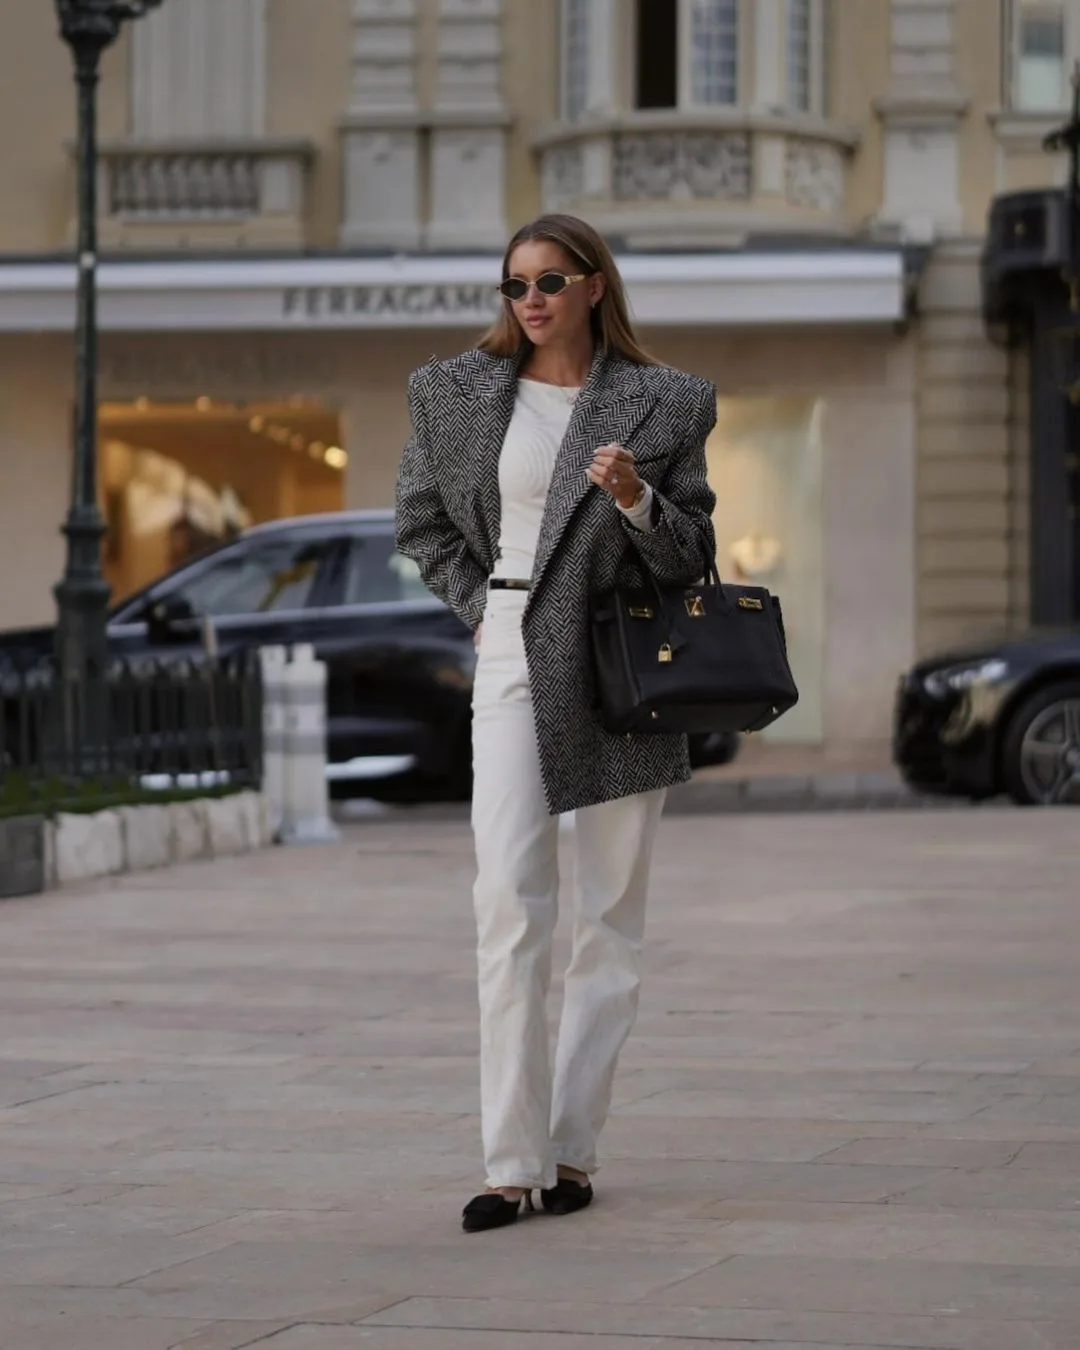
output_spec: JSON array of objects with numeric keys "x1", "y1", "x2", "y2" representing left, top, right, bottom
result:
[{"x1": 496, "y1": 272, "x2": 588, "y2": 301}]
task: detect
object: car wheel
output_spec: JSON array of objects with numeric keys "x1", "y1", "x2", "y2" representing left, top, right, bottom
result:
[{"x1": 1001, "y1": 681, "x2": 1080, "y2": 807}]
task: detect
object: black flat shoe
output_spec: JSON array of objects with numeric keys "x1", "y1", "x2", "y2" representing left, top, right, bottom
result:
[
  {"x1": 461, "y1": 1190, "x2": 534, "y2": 1233},
  {"x1": 540, "y1": 1177, "x2": 594, "y2": 1215}
]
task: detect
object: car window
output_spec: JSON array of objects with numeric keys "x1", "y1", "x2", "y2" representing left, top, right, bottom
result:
[
  {"x1": 342, "y1": 534, "x2": 430, "y2": 606},
  {"x1": 170, "y1": 538, "x2": 331, "y2": 618}
]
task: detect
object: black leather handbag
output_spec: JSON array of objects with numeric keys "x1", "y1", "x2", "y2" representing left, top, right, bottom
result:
[{"x1": 590, "y1": 555, "x2": 799, "y2": 736}]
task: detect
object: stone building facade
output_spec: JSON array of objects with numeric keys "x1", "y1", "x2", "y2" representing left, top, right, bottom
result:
[{"x1": 0, "y1": 0, "x2": 1072, "y2": 750}]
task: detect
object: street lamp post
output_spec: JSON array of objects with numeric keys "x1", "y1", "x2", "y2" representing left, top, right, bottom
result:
[
  {"x1": 1044, "y1": 63, "x2": 1080, "y2": 616},
  {"x1": 53, "y1": 0, "x2": 162, "y2": 747},
  {"x1": 1044, "y1": 63, "x2": 1080, "y2": 313}
]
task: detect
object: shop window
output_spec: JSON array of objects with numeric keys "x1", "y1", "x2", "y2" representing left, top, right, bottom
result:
[
  {"x1": 169, "y1": 538, "x2": 331, "y2": 618},
  {"x1": 706, "y1": 396, "x2": 825, "y2": 744},
  {"x1": 341, "y1": 535, "x2": 430, "y2": 607},
  {"x1": 561, "y1": 0, "x2": 590, "y2": 120},
  {"x1": 1008, "y1": 0, "x2": 1068, "y2": 112},
  {"x1": 635, "y1": 0, "x2": 740, "y2": 109}
]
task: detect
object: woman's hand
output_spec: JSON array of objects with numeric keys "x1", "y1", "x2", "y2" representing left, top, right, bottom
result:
[
  {"x1": 473, "y1": 622, "x2": 483, "y2": 651},
  {"x1": 588, "y1": 443, "x2": 643, "y2": 510}
]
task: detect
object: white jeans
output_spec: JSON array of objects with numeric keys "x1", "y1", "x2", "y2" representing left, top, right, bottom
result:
[{"x1": 470, "y1": 587, "x2": 666, "y2": 1191}]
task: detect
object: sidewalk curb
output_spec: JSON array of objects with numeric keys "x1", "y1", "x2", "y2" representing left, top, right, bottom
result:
[{"x1": 667, "y1": 768, "x2": 970, "y2": 814}]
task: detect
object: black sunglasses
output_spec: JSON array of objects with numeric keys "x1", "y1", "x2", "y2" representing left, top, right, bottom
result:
[{"x1": 497, "y1": 271, "x2": 589, "y2": 301}]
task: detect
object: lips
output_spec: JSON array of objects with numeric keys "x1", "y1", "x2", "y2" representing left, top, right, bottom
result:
[{"x1": 525, "y1": 315, "x2": 550, "y2": 328}]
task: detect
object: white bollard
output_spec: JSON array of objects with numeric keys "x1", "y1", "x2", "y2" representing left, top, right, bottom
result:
[
  {"x1": 279, "y1": 644, "x2": 340, "y2": 845},
  {"x1": 259, "y1": 645, "x2": 289, "y2": 840}
]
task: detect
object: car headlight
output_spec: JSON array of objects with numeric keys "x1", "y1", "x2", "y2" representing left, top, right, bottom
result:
[{"x1": 924, "y1": 657, "x2": 1009, "y2": 698}]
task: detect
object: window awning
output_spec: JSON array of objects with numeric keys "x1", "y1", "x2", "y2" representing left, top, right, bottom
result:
[{"x1": 0, "y1": 249, "x2": 906, "y2": 333}]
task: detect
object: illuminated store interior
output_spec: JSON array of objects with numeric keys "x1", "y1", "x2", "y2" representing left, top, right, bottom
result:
[
  {"x1": 97, "y1": 397, "x2": 345, "y2": 602},
  {"x1": 708, "y1": 396, "x2": 825, "y2": 743}
]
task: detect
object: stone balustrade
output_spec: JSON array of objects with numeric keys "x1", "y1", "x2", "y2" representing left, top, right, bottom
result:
[
  {"x1": 534, "y1": 111, "x2": 859, "y2": 249},
  {"x1": 93, "y1": 139, "x2": 315, "y2": 250}
]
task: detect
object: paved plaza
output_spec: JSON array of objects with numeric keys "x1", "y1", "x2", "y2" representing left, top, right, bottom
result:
[{"x1": 1, "y1": 806, "x2": 1080, "y2": 1349}]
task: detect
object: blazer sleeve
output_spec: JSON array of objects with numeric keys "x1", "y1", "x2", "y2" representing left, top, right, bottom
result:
[
  {"x1": 394, "y1": 363, "x2": 488, "y2": 632},
  {"x1": 621, "y1": 372, "x2": 718, "y2": 585}
]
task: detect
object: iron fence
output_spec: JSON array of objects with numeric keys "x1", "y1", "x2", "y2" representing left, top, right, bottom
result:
[{"x1": 0, "y1": 650, "x2": 262, "y2": 815}]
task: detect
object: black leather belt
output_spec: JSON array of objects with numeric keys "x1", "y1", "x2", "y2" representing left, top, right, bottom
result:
[{"x1": 488, "y1": 578, "x2": 531, "y2": 592}]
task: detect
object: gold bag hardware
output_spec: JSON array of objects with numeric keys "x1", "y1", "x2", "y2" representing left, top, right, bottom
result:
[
  {"x1": 658, "y1": 643, "x2": 673, "y2": 663},
  {"x1": 737, "y1": 596, "x2": 764, "y2": 611},
  {"x1": 684, "y1": 595, "x2": 705, "y2": 617},
  {"x1": 628, "y1": 605, "x2": 654, "y2": 619}
]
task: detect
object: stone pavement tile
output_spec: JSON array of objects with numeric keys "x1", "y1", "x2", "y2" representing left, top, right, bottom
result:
[
  {"x1": 1012, "y1": 1141, "x2": 1080, "y2": 1169},
  {"x1": 619, "y1": 1066, "x2": 984, "y2": 1096},
  {"x1": 0, "y1": 1109, "x2": 172, "y2": 1147},
  {"x1": 0, "y1": 1194, "x2": 240, "y2": 1240},
  {"x1": 919, "y1": 1120, "x2": 1080, "y2": 1143},
  {"x1": 601, "y1": 1158, "x2": 946, "y2": 1206},
  {"x1": 217, "y1": 1328, "x2": 895, "y2": 1350},
  {"x1": 920, "y1": 1060, "x2": 1035, "y2": 1074},
  {"x1": 96, "y1": 1146, "x2": 479, "y2": 1188},
  {"x1": 817, "y1": 1137, "x2": 1023, "y2": 1168},
  {"x1": 85, "y1": 1175, "x2": 465, "y2": 1214},
  {"x1": 101, "y1": 1113, "x2": 474, "y2": 1157},
  {"x1": 29, "y1": 1076, "x2": 476, "y2": 1120},
  {"x1": 0, "y1": 1182, "x2": 65, "y2": 1203},
  {"x1": 600, "y1": 1116, "x2": 867, "y2": 1163},
  {"x1": 613, "y1": 1087, "x2": 994, "y2": 1125},
  {"x1": 0, "y1": 1058, "x2": 88, "y2": 1078},
  {"x1": 360, "y1": 1295, "x2": 1064, "y2": 1350},
  {"x1": 174, "y1": 1319, "x2": 364, "y2": 1350},
  {"x1": 184, "y1": 1198, "x2": 507, "y2": 1252},
  {"x1": 649, "y1": 1254, "x2": 1080, "y2": 1319},
  {"x1": 1031, "y1": 1056, "x2": 1080, "y2": 1077},
  {"x1": 0, "y1": 1313, "x2": 211, "y2": 1350},
  {"x1": 0, "y1": 1225, "x2": 243, "y2": 1288},
  {"x1": 890, "y1": 1166, "x2": 1080, "y2": 1211},
  {"x1": 189, "y1": 1201, "x2": 742, "y2": 1259},
  {"x1": 706, "y1": 1208, "x2": 1080, "y2": 1265},
  {"x1": 127, "y1": 1241, "x2": 723, "y2": 1320},
  {"x1": 972, "y1": 1073, "x2": 1080, "y2": 1099},
  {"x1": 0, "y1": 1078, "x2": 102, "y2": 1109}
]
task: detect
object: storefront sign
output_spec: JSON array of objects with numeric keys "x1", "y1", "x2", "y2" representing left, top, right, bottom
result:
[{"x1": 282, "y1": 283, "x2": 501, "y2": 325}]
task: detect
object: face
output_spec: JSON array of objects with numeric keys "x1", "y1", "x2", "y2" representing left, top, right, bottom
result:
[{"x1": 503, "y1": 239, "x2": 606, "y2": 348}]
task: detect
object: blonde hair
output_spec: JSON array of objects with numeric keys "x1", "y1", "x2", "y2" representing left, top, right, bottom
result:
[{"x1": 477, "y1": 213, "x2": 658, "y2": 365}]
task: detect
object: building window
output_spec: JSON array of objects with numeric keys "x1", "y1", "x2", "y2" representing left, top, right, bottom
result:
[
  {"x1": 788, "y1": 0, "x2": 811, "y2": 110},
  {"x1": 787, "y1": 0, "x2": 827, "y2": 115},
  {"x1": 561, "y1": 0, "x2": 590, "y2": 120},
  {"x1": 1009, "y1": 0, "x2": 1067, "y2": 111},
  {"x1": 131, "y1": 0, "x2": 267, "y2": 140},
  {"x1": 689, "y1": 0, "x2": 740, "y2": 106},
  {"x1": 635, "y1": 0, "x2": 740, "y2": 110}
]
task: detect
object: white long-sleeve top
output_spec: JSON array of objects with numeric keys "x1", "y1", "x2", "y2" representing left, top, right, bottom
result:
[{"x1": 491, "y1": 378, "x2": 654, "y2": 581}]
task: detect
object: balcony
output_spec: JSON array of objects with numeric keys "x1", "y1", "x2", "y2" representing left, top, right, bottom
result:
[
  {"x1": 534, "y1": 111, "x2": 859, "y2": 249},
  {"x1": 92, "y1": 140, "x2": 315, "y2": 251}
]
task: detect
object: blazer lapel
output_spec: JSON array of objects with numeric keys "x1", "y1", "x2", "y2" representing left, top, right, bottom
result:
[
  {"x1": 455, "y1": 351, "x2": 520, "y2": 572},
  {"x1": 530, "y1": 353, "x2": 656, "y2": 594}
]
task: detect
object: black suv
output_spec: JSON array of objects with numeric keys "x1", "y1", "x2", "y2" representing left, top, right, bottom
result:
[{"x1": 0, "y1": 510, "x2": 737, "y2": 798}]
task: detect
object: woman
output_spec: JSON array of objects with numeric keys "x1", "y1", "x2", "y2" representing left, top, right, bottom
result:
[{"x1": 395, "y1": 214, "x2": 717, "y2": 1233}]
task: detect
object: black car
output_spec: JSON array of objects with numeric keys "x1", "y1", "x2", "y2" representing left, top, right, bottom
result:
[
  {"x1": 0, "y1": 510, "x2": 737, "y2": 799},
  {"x1": 893, "y1": 627, "x2": 1080, "y2": 806}
]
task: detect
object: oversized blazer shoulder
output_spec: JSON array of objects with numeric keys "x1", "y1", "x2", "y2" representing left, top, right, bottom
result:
[{"x1": 395, "y1": 344, "x2": 718, "y2": 816}]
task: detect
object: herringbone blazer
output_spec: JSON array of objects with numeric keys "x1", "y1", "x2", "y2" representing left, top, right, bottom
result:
[{"x1": 395, "y1": 345, "x2": 718, "y2": 815}]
